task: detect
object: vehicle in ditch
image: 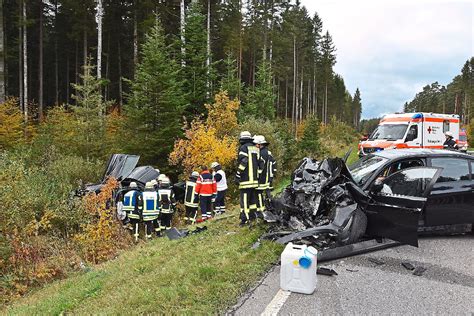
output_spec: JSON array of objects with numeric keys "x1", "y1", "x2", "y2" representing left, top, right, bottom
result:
[
  {"x1": 267, "y1": 149, "x2": 474, "y2": 249},
  {"x1": 74, "y1": 154, "x2": 186, "y2": 202}
]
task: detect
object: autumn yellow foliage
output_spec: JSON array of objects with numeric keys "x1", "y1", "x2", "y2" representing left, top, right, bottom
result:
[
  {"x1": 0, "y1": 98, "x2": 24, "y2": 150},
  {"x1": 74, "y1": 178, "x2": 132, "y2": 264},
  {"x1": 205, "y1": 91, "x2": 239, "y2": 135},
  {"x1": 169, "y1": 91, "x2": 239, "y2": 175}
]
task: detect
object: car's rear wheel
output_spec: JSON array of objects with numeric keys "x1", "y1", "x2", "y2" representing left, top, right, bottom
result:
[{"x1": 347, "y1": 208, "x2": 368, "y2": 244}]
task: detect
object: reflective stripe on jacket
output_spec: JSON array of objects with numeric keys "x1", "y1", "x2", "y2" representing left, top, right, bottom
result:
[
  {"x1": 142, "y1": 190, "x2": 159, "y2": 220},
  {"x1": 195, "y1": 171, "x2": 217, "y2": 196},
  {"x1": 236, "y1": 141, "x2": 261, "y2": 189},
  {"x1": 258, "y1": 146, "x2": 275, "y2": 190},
  {"x1": 159, "y1": 188, "x2": 176, "y2": 214},
  {"x1": 214, "y1": 169, "x2": 228, "y2": 191},
  {"x1": 184, "y1": 180, "x2": 199, "y2": 207}
]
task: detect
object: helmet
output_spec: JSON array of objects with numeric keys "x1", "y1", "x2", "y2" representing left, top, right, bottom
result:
[
  {"x1": 445, "y1": 131, "x2": 453, "y2": 138},
  {"x1": 158, "y1": 174, "x2": 167, "y2": 182},
  {"x1": 151, "y1": 179, "x2": 158, "y2": 186},
  {"x1": 253, "y1": 135, "x2": 268, "y2": 145},
  {"x1": 161, "y1": 177, "x2": 171, "y2": 185},
  {"x1": 191, "y1": 171, "x2": 200, "y2": 178},
  {"x1": 129, "y1": 182, "x2": 138, "y2": 188},
  {"x1": 145, "y1": 181, "x2": 154, "y2": 189},
  {"x1": 210, "y1": 162, "x2": 220, "y2": 169},
  {"x1": 239, "y1": 131, "x2": 252, "y2": 140}
]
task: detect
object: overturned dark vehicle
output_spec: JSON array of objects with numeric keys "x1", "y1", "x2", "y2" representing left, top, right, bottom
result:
[
  {"x1": 74, "y1": 154, "x2": 185, "y2": 201},
  {"x1": 265, "y1": 149, "x2": 474, "y2": 257}
]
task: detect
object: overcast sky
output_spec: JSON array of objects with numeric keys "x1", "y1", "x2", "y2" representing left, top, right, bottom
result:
[{"x1": 300, "y1": 0, "x2": 473, "y2": 119}]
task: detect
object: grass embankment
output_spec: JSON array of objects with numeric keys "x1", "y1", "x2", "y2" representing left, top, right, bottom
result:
[{"x1": 4, "y1": 211, "x2": 283, "y2": 315}]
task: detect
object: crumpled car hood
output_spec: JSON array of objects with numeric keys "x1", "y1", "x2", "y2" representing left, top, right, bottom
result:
[{"x1": 265, "y1": 157, "x2": 368, "y2": 247}]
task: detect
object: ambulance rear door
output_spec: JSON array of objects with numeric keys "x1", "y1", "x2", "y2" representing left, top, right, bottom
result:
[{"x1": 422, "y1": 117, "x2": 444, "y2": 149}]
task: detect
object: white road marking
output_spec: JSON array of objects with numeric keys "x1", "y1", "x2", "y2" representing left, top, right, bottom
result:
[{"x1": 261, "y1": 289, "x2": 291, "y2": 316}]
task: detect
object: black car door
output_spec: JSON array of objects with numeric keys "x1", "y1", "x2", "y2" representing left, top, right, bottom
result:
[
  {"x1": 364, "y1": 167, "x2": 442, "y2": 247},
  {"x1": 425, "y1": 157, "x2": 474, "y2": 226}
]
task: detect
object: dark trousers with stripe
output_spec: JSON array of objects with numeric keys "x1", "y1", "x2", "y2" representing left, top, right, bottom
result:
[
  {"x1": 215, "y1": 190, "x2": 227, "y2": 214},
  {"x1": 143, "y1": 219, "x2": 156, "y2": 238},
  {"x1": 239, "y1": 188, "x2": 257, "y2": 223},
  {"x1": 185, "y1": 205, "x2": 198, "y2": 223},
  {"x1": 160, "y1": 213, "x2": 173, "y2": 230},
  {"x1": 256, "y1": 188, "x2": 266, "y2": 213},
  {"x1": 200, "y1": 195, "x2": 212, "y2": 217}
]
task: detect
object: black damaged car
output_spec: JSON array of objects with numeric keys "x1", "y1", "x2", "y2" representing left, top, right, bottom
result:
[{"x1": 267, "y1": 149, "x2": 474, "y2": 249}]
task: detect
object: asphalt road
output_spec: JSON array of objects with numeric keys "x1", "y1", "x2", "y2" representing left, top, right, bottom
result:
[{"x1": 229, "y1": 235, "x2": 474, "y2": 315}]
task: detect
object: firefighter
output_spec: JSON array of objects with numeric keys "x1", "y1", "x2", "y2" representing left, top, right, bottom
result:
[
  {"x1": 211, "y1": 162, "x2": 228, "y2": 216},
  {"x1": 253, "y1": 135, "x2": 275, "y2": 217},
  {"x1": 157, "y1": 173, "x2": 167, "y2": 186},
  {"x1": 123, "y1": 182, "x2": 143, "y2": 241},
  {"x1": 157, "y1": 176, "x2": 176, "y2": 233},
  {"x1": 142, "y1": 181, "x2": 160, "y2": 240},
  {"x1": 184, "y1": 171, "x2": 200, "y2": 225},
  {"x1": 195, "y1": 166, "x2": 217, "y2": 221},
  {"x1": 443, "y1": 131, "x2": 458, "y2": 150},
  {"x1": 236, "y1": 131, "x2": 261, "y2": 225}
]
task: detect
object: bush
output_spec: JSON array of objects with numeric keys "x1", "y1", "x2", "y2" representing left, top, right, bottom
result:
[
  {"x1": 74, "y1": 178, "x2": 132, "y2": 264},
  {"x1": 239, "y1": 117, "x2": 288, "y2": 179},
  {"x1": 0, "y1": 98, "x2": 30, "y2": 150},
  {"x1": 320, "y1": 116, "x2": 358, "y2": 157},
  {"x1": 0, "y1": 148, "x2": 109, "y2": 303},
  {"x1": 169, "y1": 91, "x2": 240, "y2": 177}
]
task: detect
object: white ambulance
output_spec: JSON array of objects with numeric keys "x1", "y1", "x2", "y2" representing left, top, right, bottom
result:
[{"x1": 358, "y1": 112, "x2": 460, "y2": 156}]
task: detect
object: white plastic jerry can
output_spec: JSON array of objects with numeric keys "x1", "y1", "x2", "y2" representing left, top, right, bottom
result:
[{"x1": 280, "y1": 242, "x2": 318, "y2": 294}]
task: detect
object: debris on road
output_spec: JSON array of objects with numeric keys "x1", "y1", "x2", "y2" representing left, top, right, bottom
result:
[
  {"x1": 368, "y1": 257, "x2": 385, "y2": 266},
  {"x1": 413, "y1": 266, "x2": 427, "y2": 276},
  {"x1": 317, "y1": 267, "x2": 338, "y2": 276},
  {"x1": 401, "y1": 261, "x2": 416, "y2": 271},
  {"x1": 166, "y1": 225, "x2": 208, "y2": 240},
  {"x1": 346, "y1": 268, "x2": 359, "y2": 272}
]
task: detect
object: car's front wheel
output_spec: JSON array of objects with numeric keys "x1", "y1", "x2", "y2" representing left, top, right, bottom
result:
[{"x1": 347, "y1": 208, "x2": 368, "y2": 244}]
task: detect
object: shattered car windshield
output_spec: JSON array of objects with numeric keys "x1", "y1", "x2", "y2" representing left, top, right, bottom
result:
[
  {"x1": 369, "y1": 124, "x2": 408, "y2": 141},
  {"x1": 349, "y1": 155, "x2": 388, "y2": 186}
]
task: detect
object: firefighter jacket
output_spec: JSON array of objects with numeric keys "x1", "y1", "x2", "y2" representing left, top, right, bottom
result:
[
  {"x1": 236, "y1": 140, "x2": 261, "y2": 189},
  {"x1": 269, "y1": 154, "x2": 277, "y2": 189},
  {"x1": 158, "y1": 186, "x2": 176, "y2": 214},
  {"x1": 124, "y1": 189, "x2": 142, "y2": 220},
  {"x1": 213, "y1": 167, "x2": 228, "y2": 191},
  {"x1": 257, "y1": 146, "x2": 276, "y2": 190},
  {"x1": 195, "y1": 170, "x2": 217, "y2": 196},
  {"x1": 184, "y1": 178, "x2": 199, "y2": 208},
  {"x1": 142, "y1": 189, "x2": 159, "y2": 221}
]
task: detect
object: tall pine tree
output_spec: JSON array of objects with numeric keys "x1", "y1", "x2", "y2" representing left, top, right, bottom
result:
[
  {"x1": 124, "y1": 22, "x2": 185, "y2": 169},
  {"x1": 243, "y1": 59, "x2": 275, "y2": 120},
  {"x1": 182, "y1": 1, "x2": 209, "y2": 117}
]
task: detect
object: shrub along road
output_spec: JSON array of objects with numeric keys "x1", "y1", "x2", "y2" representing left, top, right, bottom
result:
[{"x1": 4, "y1": 211, "x2": 283, "y2": 315}]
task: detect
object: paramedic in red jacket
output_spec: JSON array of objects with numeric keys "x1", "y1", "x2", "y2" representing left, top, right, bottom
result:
[{"x1": 195, "y1": 165, "x2": 217, "y2": 221}]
